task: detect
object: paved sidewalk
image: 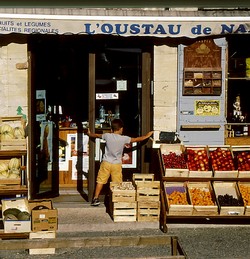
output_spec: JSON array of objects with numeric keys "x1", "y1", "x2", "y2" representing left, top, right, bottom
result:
[{"x1": 1, "y1": 194, "x2": 250, "y2": 258}]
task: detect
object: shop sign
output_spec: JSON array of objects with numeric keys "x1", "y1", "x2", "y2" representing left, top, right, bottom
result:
[
  {"x1": 195, "y1": 100, "x2": 220, "y2": 116},
  {"x1": 0, "y1": 15, "x2": 250, "y2": 38}
]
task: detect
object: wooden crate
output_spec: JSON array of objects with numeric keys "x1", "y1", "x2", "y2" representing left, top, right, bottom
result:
[
  {"x1": 136, "y1": 181, "x2": 160, "y2": 202},
  {"x1": 132, "y1": 173, "x2": 154, "y2": 184},
  {"x1": 0, "y1": 116, "x2": 26, "y2": 151},
  {"x1": 238, "y1": 182, "x2": 250, "y2": 215},
  {"x1": 187, "y1": 182, "x2": 218, "y2": 216},
  {"x1": 231, "y1": 146, "x2": 250, "y2": 178},
  {"x1": 213, "y1": 181, "x2": 244, "y2": 216},
  {"x1": 0, "y1": 116, "x2": 24, "y2": 128},
  {"x1": 164, "y1": 182, "x2": 193, "y2": 215},
  {"x1": 29, "y1": 231, "x2": 56, "y2": 255},
  {"x1": 185, "y1": 145, "x2": 213, "y2": 178},
  {"x1": 160, "y1": 144, "x2": 189, "y2": 177},
  {"x1": 137, "y1": 201, "x2": 160, "y2": 222},
  {"x1": 208, "y1": 145, "x2": 238, "y2": 178},
  {"x1": 112, "y1": 202, "x2": 137, "y2": 222},
  {"x1": 110, "y1": 182, "x2": 136, "y2": 202},
  {"x1": 0, "y1": 139, "x2": 27, "y2": 151},
  {"x1": 0, "y1": 158, "x2": 21, "y2": 185}
]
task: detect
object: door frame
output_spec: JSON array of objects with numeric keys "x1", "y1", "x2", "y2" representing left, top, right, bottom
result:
[{"x1": 28, "y1": 50, "x2": 59, "y2": 199}]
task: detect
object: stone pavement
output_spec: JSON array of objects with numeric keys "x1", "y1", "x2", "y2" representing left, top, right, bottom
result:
[
  {"x1": 1, "y1": 193, "x2": 250, "y2": 258},
  {"x1": 52, "y1": 195, "x2": 250, "y2": 259}
]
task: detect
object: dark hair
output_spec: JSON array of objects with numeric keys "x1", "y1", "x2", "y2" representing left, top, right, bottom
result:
[{"x1": 111, "y1": 119, "x2": 124, "y2": 131}]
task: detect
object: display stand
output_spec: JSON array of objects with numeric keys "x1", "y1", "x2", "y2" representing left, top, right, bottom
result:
[{"x1": 151, "y1": 148, "x2": 250, "y2": 233}]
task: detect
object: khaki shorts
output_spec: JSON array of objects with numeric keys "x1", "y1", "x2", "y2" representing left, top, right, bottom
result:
[{"x1": 96, "y1": 161, "x2": 122, "y2": 184}]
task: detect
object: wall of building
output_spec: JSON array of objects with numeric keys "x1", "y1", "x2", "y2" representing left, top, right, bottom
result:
[
  {"x1": 0, "y1": 40, "x2": 178, "y2": 136},
  {"x1": 153, "y1": 45, "x2": 178, "y2": 136},
  {"x1": 0, "y1": 42, "x2": 28, "y2": 118}
]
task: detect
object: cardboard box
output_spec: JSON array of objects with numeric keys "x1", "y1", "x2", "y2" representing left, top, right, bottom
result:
[
  {"x1": 29, "y1": 231, "x2": 56, "y2": 255},
  {"x1": 29, "y1": 199, "x2": 58, "y2": 231},
  {"x1": 2, "y1": 197, "x2": 31, "y2": 233}
]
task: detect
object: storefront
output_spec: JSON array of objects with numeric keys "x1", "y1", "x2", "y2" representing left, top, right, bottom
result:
[{"x1": 0, "y1": 9, "x2": 250, "y2": 201}]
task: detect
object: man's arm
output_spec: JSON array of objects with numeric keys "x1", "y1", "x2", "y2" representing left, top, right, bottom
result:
[
  {"x1": 130, "y1": 131, "x2": 154, "y2": 143},
  {"x1": 87, "y1": 129, "x2": 102, "y2": 139}
]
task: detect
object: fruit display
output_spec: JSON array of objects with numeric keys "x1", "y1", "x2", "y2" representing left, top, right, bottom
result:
[
  {"x1": 166, "y1": 186, "x2": 189, "y2": 205},
  {"x1": 217, "y1": 194, "x2": 243, "y2": 206},
  {"x1": 162, "y1": 152, "x2": 187, "y2": 169},
  {"x1": 0, "y1": 158, "x2": 21, "y2": 179},
  {"x1": 238, "y1": 184, "x2": 250, "y2": 206},
  {"x1": 186, "y1": 148, "x2": 210, "y2": 171},
  {"x1": 189, "y1": 187, "x2": 215, "y2": 206},
  {"x1": 0, "y1": 123, "x2": 25, "y2": 141},
  {"x1": 209, "y1": 147, "x2": 236, "y2": 171},
  {"x1": 234, "y1": 151, "x2": 250, "y2": 171}
]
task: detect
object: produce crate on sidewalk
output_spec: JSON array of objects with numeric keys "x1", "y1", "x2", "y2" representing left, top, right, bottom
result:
[
  {"x1": 136, "y1": 181, "x2": 160, "y2": 202},
  {"x1": 132, "y1": 173, "x2": 154, "y2": 184},
  {"x1": 109, "y1": 182, "x2": 137, "y2": 222},
  {"x1": 137, "y1": 201, "x2": 160, "y2": 222},
  {"x1": 133, "y1": 174, "x2": 160, "y2": 222}
]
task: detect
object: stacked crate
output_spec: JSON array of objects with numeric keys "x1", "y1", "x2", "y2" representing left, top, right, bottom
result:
[
  {"x1": 110, "y1": 182, "x2": 137, "y2": 222},
  {"x1": 28, "y1": 199, "x2": 58, "y2": 255},
  {"x1": 133, "y1": 174, "x2": 161, "y2": 222},
  {"x1": 0, "y1": 116, "x2": 27, "y2": 151}
]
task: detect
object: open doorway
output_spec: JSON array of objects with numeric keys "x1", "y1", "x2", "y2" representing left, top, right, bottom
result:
[{"x1": 28, "y1": 34, "x2": 151, "y2": 201}]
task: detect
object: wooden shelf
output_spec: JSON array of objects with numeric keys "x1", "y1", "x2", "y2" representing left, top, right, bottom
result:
[
  {"x1": 151, "y1": 148, "x2": 250, "y2": 233},
  {"x1": 225, "y1": 137, "x2": 250, "y2": 145},
  {"x1": 181, "y1": 125, "x2": 220, "y2": 130},
  {"x1": 0, "y1": 150, "x2": 26, "y2": 157},
  {"x1": 0, "y1": 185, "x2": 28, "y2": 196}
]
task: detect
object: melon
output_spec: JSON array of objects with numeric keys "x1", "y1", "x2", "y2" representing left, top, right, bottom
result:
[
  {"x1": 8, "y1": 158, "x2": 21, "y2": 169},
  {"x1": 9, "y1": 172, "x2": 20, "y2": 179},
  {"x1": 13, "y1": 126, "x2": 25, "y2": 139},
  {"x1": 0, "y1": 162, "x2": 8, "y2": 172},
  {"x1": 0, "y1": 170, "x2": 9, "y2": 178},
  {"x1": 0, "y1": 124, "x2": 14, "y2": 134}
]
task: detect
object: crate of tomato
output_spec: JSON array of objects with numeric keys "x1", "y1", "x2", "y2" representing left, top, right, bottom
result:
[
  {"x1": 208, "y1": 145, "x2": 238, "y2": 178},
  {"x1": 231, "y1": 146, "x2": 250, "y2": 178},
  {"x1": 185, "y1": 145, "x2": 213, "y2": 178},
  {"x1": 160, "y1": 144, "x2": 189, "y2": 177}
]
